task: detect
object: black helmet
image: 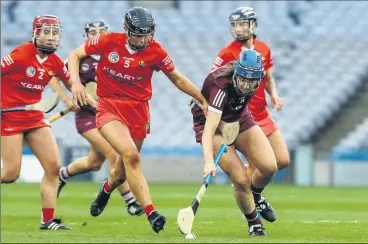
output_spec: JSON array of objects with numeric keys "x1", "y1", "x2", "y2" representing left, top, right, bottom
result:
[
  {"x1": 124, "y1": 7, "x2": 155, "y2": 51},
  {"x1": 84, "y1": 19, "x2": 109, "y2": 38},
  {"x1": 229, "y1": 7, "x2": 257, "y2": 42}
]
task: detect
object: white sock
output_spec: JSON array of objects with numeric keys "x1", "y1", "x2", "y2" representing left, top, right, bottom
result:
[
  {"x1": 59, "y1": 167, "x2": 70, "y2": 182},
  {"x1": 122, "y1": 192, "x2": 135, "y2": 204}
]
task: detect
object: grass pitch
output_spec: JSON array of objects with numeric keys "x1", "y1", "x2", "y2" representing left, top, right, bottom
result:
[{"x1": 1, "y1": 183, "x2": 368, "y2": 243}]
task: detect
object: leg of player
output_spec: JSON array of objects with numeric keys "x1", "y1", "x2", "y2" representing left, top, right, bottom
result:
[
  {"x1": 110, "y1": 157, "x2": 144, "y2": 216},
  {"x1": 235, "y1": 126, "x2": 278, "y2": 223},
  {"x1": 24, "y1": 127, "x2": 71, "y2": 230},
  {"x1": 91, "y1": 120, "x2": 165, "y2": 233},
  {"x1": 1, "y1": 134, "x2": 23, "y2": 183},
  {"x1": 212, "y1": 135, "x2": 266, "y2": 236},
  {"x1": 267, "y1": 130, "x2": 290, "y2": 170},
  {"x1": 58, "y1": 128, "x2": 144, "y2": 215}
]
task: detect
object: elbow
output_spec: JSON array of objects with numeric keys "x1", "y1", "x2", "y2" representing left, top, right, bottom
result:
[{"x1": 67, "y1": 51, "x2": 77, "y2": 62}]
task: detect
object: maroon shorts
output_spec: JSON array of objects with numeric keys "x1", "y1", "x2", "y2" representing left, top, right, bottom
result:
[
  {"x1": 75, "y1": 108, "x2": 96, "y2": 134},
  {"x1": 193, "y1": 107, "x2": 257, "y2": 143}
]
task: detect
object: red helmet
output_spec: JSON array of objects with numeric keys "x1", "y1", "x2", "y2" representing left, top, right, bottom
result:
[{"x1": 32, "y1": 14, "x2": 62, "y2": 54}]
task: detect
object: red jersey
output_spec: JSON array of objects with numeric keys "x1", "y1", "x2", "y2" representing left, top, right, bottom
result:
[
  {"x1": 1, "y1": 42, "x2": 70, "y2": 122},
  {"x1": 84, "y1": 32, "x2": 175, "y2": 101},
  {"x1": 211, "y1": 38, "x2": 273, "y2": 121}
]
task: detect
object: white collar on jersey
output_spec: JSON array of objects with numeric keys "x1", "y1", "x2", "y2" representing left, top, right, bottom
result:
[
  {"x1": 36, "y1": 54, "x2": 48, "y2": 64},
  {"x1": 125, "y1": 44, "x2": 138, "y2": 55},
  {"x1": 91, "y1": 54, "x2": 101, "y2": 60},
  {"x1": 241, "y1": 44, "x2": 255, "y2": 50}
]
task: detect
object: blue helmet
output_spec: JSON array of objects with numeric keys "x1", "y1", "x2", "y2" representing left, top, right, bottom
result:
[{"x1": 232, "y1": 49, "x2": 264, "y2": 95}]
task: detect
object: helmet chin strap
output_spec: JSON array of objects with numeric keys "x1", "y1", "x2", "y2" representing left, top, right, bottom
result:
[
  {"x1": 33, "y1": 39, "x2": 57, "y2": 55},
  {"x1": 126, "y1": 31, "x2": 150, "y2": 51}
]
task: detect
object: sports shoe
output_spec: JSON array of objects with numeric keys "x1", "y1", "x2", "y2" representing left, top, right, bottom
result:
[
  {"x1": 255, "y1": 196, "x2": 276, "y2": 222},
  {"x1": 40, "y1": 218, "x2": 71, "y2": 230},
  {"x1": 57, "y1": 176, "x2": 67, "y2": 198},
  {"x1": 249, "y1": 224, "x2": 266, "y2": 236},
  {"x1": 148, "y1": 211, "x2": 166, "y2": 233},
  {"x1": 90, "y1": 179, "x2": 111, "y2": 217},
  {"x1": 127, "y1": 200, "x2": 144, "y2": 216}
]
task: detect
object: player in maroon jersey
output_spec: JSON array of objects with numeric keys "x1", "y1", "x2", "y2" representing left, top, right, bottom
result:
[
  {"x1": 1, "y1": 14, "x2": 71, "y2": 230},
  {"x1": 192, "y1": 49, "x2": 278, "y2": 236},
  {"x1": 50, "y1": 19, "x2": 143, "y2": 216},
  {"x1": 211, "y1": 7, "x2": 289, "y2": 222},
  {"x1": 68, "y1": 7, "x2": 208, "y2": 233}
]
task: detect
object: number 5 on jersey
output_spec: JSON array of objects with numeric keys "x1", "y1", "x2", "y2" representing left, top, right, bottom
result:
[{"x1": 124, "y1": 60, "x2": 130, "y2": 68}]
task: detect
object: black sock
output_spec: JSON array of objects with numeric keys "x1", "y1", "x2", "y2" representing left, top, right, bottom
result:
[
  {"x1": 250, "y1": 183, "x2": 264, "y2": 202},
  {"x1": 244, "y1": 209, "x2": 262, "y2": 227}
]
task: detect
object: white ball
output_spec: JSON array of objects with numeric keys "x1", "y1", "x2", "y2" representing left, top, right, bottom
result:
[{"x1": 185, "y1": 233, "x2": 196, "y2": 239}]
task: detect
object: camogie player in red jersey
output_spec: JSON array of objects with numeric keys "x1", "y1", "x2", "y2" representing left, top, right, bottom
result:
[
  {"x1": 211, "y1": 7, "x2": 290, "y2": 222},
  {"x1": 68, "y1": 7, "x2": 208, "y2": 233},
  {"x1": 50, "y1": 19, "x2": 143, "y2": 216},
  {"x1": 1, "y1": 15, "x2": 71, "y2": 230}
]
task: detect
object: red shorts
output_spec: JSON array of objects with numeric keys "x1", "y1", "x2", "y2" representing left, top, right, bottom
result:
[
  {"x1": 96, "y1": 97, "x2": 150, "y2": 140},
  {"x1": 256, "y1": 113, "x2": 277, "y2": 136},
  {"x1": 1, "y1": 118, "x2": 50, "y2": 136}
]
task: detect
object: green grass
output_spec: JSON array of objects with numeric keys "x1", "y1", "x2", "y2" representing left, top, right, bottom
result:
[{"x1": 2, "y1": 183, "x2": 368, "y2": 243}]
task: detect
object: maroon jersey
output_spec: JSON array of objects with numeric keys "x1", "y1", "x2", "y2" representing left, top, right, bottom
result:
[
  {"x1": 79, "y1": 55, "x2": 99, "y2": 85},
  {"x1": 66, "y1": 55, "x2": 99, "y2": 116},
  {"x1": 66, "y1": 55, "x2": 99, "y2": 85},
  {"x1": 191, "y1": 62, "x2": 252, "y2": 125}
]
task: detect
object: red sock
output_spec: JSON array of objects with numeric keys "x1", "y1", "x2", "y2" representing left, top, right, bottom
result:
[
  {"x1": 144, "y1": 204, "x2": 156, "y2": 217},
  {"x1": 104, "y1": 180, "x2": 111, "y2": 193},
  {"x1": 42, "y1": 208, "x2": 54, "y2": 223}
]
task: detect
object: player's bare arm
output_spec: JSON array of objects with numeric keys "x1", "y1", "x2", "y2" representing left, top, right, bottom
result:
[
  {"x1": 165, "y1": 69, "x2": 209, "y2": 116},
  {"x1": 201, "y1": 110, "x2": 222, "y2": 178},
  {"x1": 49, "y1": 76, "x2": 79, "y2": 112},
  {"x1": 68, "y1": 44, "x2": 89, "y2": 107},
  {"x1": 265, "y1": 68, "x2": 284, "y2": 112}
]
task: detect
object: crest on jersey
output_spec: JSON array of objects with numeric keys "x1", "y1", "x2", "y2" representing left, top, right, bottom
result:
[
  {"x1": 26, "y1": 66, "x2": 36, "y2": 77},
  {"x1": 139, "y1": 61, "x2": 145, "y2": 68},
  {"x1": 108, "y1": 52, "x2": 119, "y2": 63},
  {"x1": 81, "y1": 63, "x2": 90, "y2": 71}
]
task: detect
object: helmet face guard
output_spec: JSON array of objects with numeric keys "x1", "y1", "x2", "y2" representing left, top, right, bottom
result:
[
  {"x1": 84, "y1": 20, "x2": 109, "y2": 38},
  {"x1": 125, "y1": 26, "x2": 154, "y2": 51},
  {"x1": 232, "y1": 69, "x2": 263, "y2": 95},
  {"x1": 230, "y1": 18, "x2": 256, "y2": 42},
  {"x1": 232, "y1": 50, "x2": 264, "y2": 95},
  {"x1": 229, "y1": 7, "x2": 257, "y2": 42},
  {"x1": 124, "y1": 7, "x2": 155, "y2": 51},
  {"x1": 33, "y1": 15, "x2": 62, "y2": 55}
]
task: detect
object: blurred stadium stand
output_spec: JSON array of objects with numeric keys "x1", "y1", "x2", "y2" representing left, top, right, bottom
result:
[{"x1": 1, "y1": 1, "x2": 368, "y2": 184}]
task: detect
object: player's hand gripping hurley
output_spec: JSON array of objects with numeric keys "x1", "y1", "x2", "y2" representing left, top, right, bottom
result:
[
  {"x1": 177, "y1": 144, "x2": 228, "y2": 234},
  {"x1": 0, "y1": 93, "x2": 60, "y2": 113}
]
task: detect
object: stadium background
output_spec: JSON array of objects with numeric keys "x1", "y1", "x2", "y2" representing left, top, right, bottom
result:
[{"x1": 2, "y1": 0, "x2": 367, "y2": 186}]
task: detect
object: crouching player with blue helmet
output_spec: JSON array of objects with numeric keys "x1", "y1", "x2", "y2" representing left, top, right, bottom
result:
[{"x1": 190, "y1": 49, "x2": 278, "y2": 236}]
